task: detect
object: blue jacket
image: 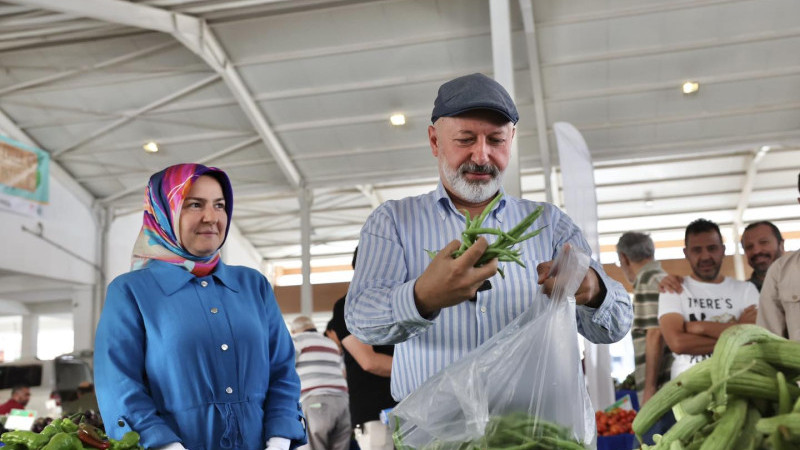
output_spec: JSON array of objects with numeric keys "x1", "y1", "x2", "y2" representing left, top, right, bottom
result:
[{"x1": 95, "y1": 260, "x2": 306, "y2": 449}]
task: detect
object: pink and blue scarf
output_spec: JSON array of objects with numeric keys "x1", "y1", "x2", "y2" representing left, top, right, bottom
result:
[{"x1": 131, "y1": 163, "x2": 233, "y2": 277}]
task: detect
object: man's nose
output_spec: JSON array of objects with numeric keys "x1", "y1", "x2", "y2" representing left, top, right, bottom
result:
[{"x1": 470, "y1": 139, "x2": 491, "y2": 165}]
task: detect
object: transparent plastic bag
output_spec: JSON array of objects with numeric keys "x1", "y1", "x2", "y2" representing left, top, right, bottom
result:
[{"x1": 391, "y1": 244, "x2": 597, "y2": 449}]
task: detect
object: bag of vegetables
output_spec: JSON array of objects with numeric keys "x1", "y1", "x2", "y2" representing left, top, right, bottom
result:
[{"x1": 390, "y1": 244, "x2": 596, "y2": 449}]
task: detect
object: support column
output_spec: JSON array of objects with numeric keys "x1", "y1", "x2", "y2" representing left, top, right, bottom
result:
[
  {"x1": 71, "y1": 286, "x2": 94, "y2": 352},
  {"x1": 299, "y1": 188, "x2": 313, "y2": 316},
  {"x1": 519, "y1": 0, "x2": 554, "y2": 203},
  {"x1": 21, "y1": 314, "x2": 38, "y2": 358},
  {"x1": 490, "y1": 0, "x2": 520, "y2": 197}
]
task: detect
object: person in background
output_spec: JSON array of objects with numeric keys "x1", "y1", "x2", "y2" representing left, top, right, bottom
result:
[
  {"x1": 741, "y1": 221, "x2": 784, "y2": 292},
  {"x1": 291, "y1": 316, "x2": 351, "y2": 450},
  {"x1": 330, "y1": 248, "x2": 396, "y2": 450},
  {"x1": 757, "y1": 173, "x2": 800, "y2": 341},
  {"x1": 61, "y1": 381, "x2": 100, "y2": 417},
  {"x1": 325, "y1": 320, "x2": 343, "y2": 354},
  {"x1": 94, "y1": 163, "x2": 305, "y2": 450},
  {"x1": 0, "y1": 386, "x2": 30, "y2": 415},
  {"x1": 659, "y1": 221, "x2": 784, "y2": 293},
  {"x1": 616, "y1": 232, "x2": 673, "y2": 448},
  {"x1": 345, "y1": 73, "x2": 632, "y2": 402},
  {"x1": 658, "y1": 219, "x2": 759, "y2": 379},
  {"x1": 616, "y1": 232, "x2": 671, "y2": 406}
]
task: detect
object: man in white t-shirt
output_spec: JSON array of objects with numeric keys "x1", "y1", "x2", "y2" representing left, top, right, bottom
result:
[{"x1": 658, "y1": 219, "x2": 759, "y2": 378}]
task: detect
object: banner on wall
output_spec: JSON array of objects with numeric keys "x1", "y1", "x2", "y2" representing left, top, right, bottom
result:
[
  {"x1": 0, "y1": 135, "x2": 49, "y2": 217},
  {"x1": 553, "y1": 122, "x2": 616, "y2": 411}
]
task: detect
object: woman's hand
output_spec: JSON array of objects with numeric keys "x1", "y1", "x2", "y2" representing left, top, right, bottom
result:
[{"x1": 265, "y1": 437, "x2": 290, "y2": 450}]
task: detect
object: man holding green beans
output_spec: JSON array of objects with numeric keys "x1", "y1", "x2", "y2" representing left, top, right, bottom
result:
[{"x1": 345, "y1": 73, "x2": 633, "y2": 402}]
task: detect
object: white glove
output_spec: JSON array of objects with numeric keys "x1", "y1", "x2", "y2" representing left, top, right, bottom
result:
[
  {"x1": 265, "y1": 437, "x2": 291, "y2": 450},
  {"x1": 153, "y1": 443, "x2": 187, "y2": 450}
]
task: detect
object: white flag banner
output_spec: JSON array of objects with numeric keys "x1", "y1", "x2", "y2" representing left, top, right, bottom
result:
[{"x1": 553, "y1": 121, "x2": 615, "y2": 411}]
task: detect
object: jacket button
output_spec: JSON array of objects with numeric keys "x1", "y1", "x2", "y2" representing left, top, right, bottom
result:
[
  {"x1": 118, "y1": 420, "x2": 125, "y2": 427},
  {"x1": 226, "y1": 387, "x2": 233, "y2": 394}
]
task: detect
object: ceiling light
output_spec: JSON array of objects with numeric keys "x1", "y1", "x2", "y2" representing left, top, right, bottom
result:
[
  {"x1": 143, "y1": 141, "x2": 159, "y2": 153},
  {"x1": 682, "y1": 81, "x2": 699, "y2": 95},
  {"x1": 390, "y1": 114, "x2": 406, "y2": 126}
]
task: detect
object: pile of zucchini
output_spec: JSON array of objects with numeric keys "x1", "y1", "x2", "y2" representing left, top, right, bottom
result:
[{"x1": 633, "y1": 324, "x2": 800, "y2": 449}]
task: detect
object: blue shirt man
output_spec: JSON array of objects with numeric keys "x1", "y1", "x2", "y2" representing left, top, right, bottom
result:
[{"x1": 345, "y1": 73, "x2": 632, "y2": 400}]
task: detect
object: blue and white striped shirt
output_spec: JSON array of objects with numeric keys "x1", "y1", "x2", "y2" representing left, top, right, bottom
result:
[{"x1": 345, "y1": 183, "x2": 632, "y2": 400}]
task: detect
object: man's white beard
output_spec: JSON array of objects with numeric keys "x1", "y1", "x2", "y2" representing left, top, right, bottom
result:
[{"x1": 440, "y1": 157, "x2": 504, "y2": 204}]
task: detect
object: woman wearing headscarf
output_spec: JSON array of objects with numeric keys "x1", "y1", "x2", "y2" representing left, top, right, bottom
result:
[{"x1": 94, "y1": 163, "x2": 306, "y2": 450}]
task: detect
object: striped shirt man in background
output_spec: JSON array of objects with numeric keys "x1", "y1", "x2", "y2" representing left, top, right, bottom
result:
[
  {"x1": 345, "y1": 73, "x2": 632, "y2": 401},
  {"x1": 290, "y1": 316, "x2": 351, "y2": 450},
  {"x1": 616, "y1": 232, "x2": 672, "y2": 406}
]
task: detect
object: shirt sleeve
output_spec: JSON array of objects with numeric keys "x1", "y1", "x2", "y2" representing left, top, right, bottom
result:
[
  {"x1": 550, "y1": 208, "x2": 633, "y2": 344},
  {"x1": 658, "y1": 291, "x2": 683, "y2": 319},
  {"x1": 261, "y1": 280, "x2": 307, "y2": 447},
  {"x1": 757, "y1": 260, "x2": 786, "y2": 337},
  {"x1": 345, "y1": 205, "x2": 436, "y2": 346},
  {"x1": 94, "y1": 279, "x2": 183, "y2": 448}
]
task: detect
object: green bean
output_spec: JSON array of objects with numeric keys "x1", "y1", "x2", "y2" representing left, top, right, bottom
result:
[{"x1": 425, "y1": 194, "x2": 545, "y2": 279}]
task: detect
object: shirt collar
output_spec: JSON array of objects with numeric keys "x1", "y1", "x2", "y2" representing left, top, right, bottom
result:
[
  {"x1": 434, "y1": 182, "x2": 507, "y2": 223},
  {"x1": 633, "y1": 259, "x2": 663, "y2": 287},
  {"x1": 148, "y1": 259, "x2": 240, "y2": 295}
]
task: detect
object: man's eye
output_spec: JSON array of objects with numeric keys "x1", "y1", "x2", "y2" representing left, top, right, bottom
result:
[{"x1": 456, "y1": 139, "x2": 473, "y2": 144}]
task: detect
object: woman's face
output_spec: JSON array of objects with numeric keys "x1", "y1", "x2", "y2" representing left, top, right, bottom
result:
[{"x1": 179, "y1": 175, "x2": 227, "y2": 257}]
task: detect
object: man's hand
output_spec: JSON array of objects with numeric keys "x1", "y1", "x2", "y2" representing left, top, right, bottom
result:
[
  {"x1": 658, "y1": 275, "x2": 684, "y2": 294},
  {"x1": 738, "y1": 305, "x2": 757, "y2": 324},
  {"x1": 414, "y1": 237, "x2": 498, "y2": 317},
  {"x1": 536, "y1": 258, "x2": 604, "y2": 306}
]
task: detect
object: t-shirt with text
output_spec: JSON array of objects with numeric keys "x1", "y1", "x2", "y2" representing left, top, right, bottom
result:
[{"x1": 658, "y1": 277, "x2": 759, "y2": 378}]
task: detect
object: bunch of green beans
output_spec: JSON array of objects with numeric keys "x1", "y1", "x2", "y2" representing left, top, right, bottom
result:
[
  {"x1": 393, "y1": 411, "x2": 586, "y2": 449},
  {"x1": 425, "y1": 193, "x2": 545, "y2": 278}
]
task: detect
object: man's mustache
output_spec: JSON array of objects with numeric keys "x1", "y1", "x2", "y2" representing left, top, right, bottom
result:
[{"x1": 459, "y1": 162, "x2": 499, "y2": 176}]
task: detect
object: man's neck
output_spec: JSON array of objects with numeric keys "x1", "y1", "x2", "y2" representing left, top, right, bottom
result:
[
  {"x1": 689, "y1": 273, "x2": 724, "y2": 284},
  {"x1": 750, "y1": 271, "x2": 766, "y2": 283},
  {"x1": 631, "y1": 258, "x2": 655, "y2": 279},
  {"x1": 445, "y1": 187, "x2": 500, "y2": 219}
]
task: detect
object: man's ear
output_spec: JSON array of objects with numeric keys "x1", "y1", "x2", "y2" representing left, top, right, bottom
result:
[
  {"x1": 683, "y1": 247, "x2": 688, "y2": 259},
  {"x1": 428, "y1": 125, "x2": 439, "y2": 157}
]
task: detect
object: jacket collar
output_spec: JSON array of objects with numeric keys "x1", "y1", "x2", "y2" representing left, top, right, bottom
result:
[{"x1": 148, "y1": 259, "x2": 240, "y2": 295}]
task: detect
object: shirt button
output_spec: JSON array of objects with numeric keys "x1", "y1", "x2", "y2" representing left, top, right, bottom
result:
[
  {"x1": 200, "y1": 281, "x2": 208, "y2": 287},
  {"x1": 210, "y1": 307, "x2": 218, "y2": 314},
  {"x1": 117, "y1": 420, "x2": 125, "y2": 427},
  {"x1": 221, "y1": 344, "x2": 229, "y2": 351},
  {"x1": 480, "y1": 307, "x2": 487, "y2": 313},
  {"x1": 225, "y1": 387, "x2": 233, "y2": 394}
]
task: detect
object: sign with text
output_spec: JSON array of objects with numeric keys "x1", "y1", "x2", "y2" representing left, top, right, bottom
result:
[
  {"x1": 3, "y1": 408, "x2": 37, "y2": 430},
  {"x1": 0, "y1": 135, "x2": 49, "y2": 217}
]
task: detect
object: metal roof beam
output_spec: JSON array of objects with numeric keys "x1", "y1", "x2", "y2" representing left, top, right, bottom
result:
[
  {"x1": 0, "y1": 40, "x2": 179, "y2": 97},
  {"x1": 519, "y1": 0, "x2": 553, "y2": 203},
  {"x1": 13, "y1": 0, "x2": 303, "y2": 188},
  {"x1": 52, "y1": 73, "x2": 220, "y2": 157}
]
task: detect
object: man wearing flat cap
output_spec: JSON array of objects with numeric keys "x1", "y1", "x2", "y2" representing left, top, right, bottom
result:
[{"x1": 345, "y1": 73, "x2": 632, "y2": 401}]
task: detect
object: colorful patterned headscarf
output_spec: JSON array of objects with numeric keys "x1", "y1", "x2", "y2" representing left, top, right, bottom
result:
[{"x1": 131, "y1": 163, "x2": 233, "y2": 277}]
